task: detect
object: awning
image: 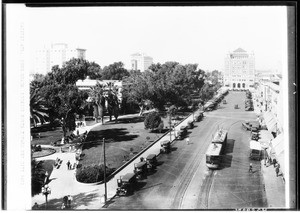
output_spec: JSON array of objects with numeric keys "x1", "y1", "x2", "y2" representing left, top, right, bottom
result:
[
  {"x1": 271, "y1": 133, "x2": 285, "y2": 174},
  {"x1": 272, "y1": 133, "x2": 284, "y2": 156},
  {"x1": 263, "y1": 112, "x2": 277, "y2": 133},
  {"x1": 250, "y1": 140, "x2": 262, "y2": 150}
]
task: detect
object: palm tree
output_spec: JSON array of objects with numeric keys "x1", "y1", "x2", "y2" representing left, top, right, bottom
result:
[
  {"x1": 89, "y1": 82, "x2": 105, "y2": 123},
  {"x1": 30, "y1": 89, "x2": 49, "y2": 127}
]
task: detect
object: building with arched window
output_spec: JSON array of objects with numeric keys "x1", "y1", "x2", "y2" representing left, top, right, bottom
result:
[{"x1": 223, "y1": 48, "x2": 255, "y2": 90}]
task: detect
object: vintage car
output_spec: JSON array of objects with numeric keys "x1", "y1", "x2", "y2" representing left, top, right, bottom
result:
[
  {"x1": 250, "y1": 123, "x2": 260, "y2": 132},
  {"x1": 134, "y1": 161, "x2": 148, "y2": 180},
  {"x1": 177, "y1": 126, "x2": 188, "y2": 140},
  {"x1": 242, "y1": 122, "x2": 251, "y2": 130},
  {"x1": 116, "y1": 173, "x2": 137, "y2": 196},
  {"x1": 194, "y1": 111, "x2": 204, "y2": 122},
  {"x1": 251, "y1": 131, "x2": 259, "y2": 140},
  {"x1": 187, "y1": 120, "x2": 194, "y2": 129},
  {"x1": 146, "y1": 154, "x2": 157, "y2": 172},
  {"x1": 160, "y1": 140, "x2": 171, "y2": 153}
]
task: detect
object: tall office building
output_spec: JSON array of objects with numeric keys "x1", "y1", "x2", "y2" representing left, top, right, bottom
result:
[
  {"x1": 224, "y1": 48, "x2": 255, "y2": 90},
  {"x1": 33, "y1": 43, "x2": 86, "y2": 74},
  {"x1": 130, "y1": 52, "x2": 153, "y2": 72}
]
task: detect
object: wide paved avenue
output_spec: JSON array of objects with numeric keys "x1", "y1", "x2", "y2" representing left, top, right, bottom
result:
[{"x1": 106, "y1": 91, "x2": 267, "y2": 209}]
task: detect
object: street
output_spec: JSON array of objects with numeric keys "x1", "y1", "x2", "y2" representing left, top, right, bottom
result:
[{"x1": 106, "y1": 91, "x2": 267, "y2": 209}]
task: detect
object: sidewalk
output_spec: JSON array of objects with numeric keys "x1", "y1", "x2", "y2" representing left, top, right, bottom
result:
[{"x1": 260, "y1": 161, "x2": 286, "y2": 208}]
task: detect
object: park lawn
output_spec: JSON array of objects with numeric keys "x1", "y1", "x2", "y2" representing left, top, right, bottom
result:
[
  {"x1": 42, "y1": 159, "x2": 55, "y2": 178},
  {"x1": 79, "y1": 112, "x2": 189, "y2": 171},
  {"x1": 31, "y1": 120, "x2": 97, "y2": 146},
  {"x1": 31, "y1": 127, "x2": 64, "y2": 146}
]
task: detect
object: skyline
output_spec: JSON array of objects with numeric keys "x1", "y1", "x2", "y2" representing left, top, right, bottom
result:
[{"x1": 23, "y1": 6, "x2": 287, "y2": 74}]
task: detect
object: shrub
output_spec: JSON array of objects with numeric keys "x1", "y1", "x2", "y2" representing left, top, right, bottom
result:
[
  {"x1": 76, "y1": 164, "x2": 115, "y2": 183},
  {"x1": 144, "y1": 112, "x2": 162, "y2": 131}
]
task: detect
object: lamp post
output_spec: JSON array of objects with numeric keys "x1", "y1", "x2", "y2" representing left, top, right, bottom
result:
[
  {"x1": 103, "y1": 138, "x2": 107, "y2": 204},
  {"x1": 41, "y1": 184, "x2": 51, "y2": 209}
]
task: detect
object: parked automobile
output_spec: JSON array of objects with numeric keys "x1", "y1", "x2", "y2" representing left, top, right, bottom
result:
[
  {"x1": 177, "y1": 126, "x2": 187, "y2": 139},
  {"x1": 146, "y1": 154, "x2": 157, "y2": 172},
  {"x1": 187, "y1": 120, "x2": 194, "y2": 129},
  {"x1": 134, "y1": 161, "x2": 148, "y2": 180},
  {"x1": 194, "y1": 111, "x2": 204, "y2": 122},
  {"x1": 160, "y1": 140, "x2": 171, "y2": 153},
  {"x1": 116, "y1": 173, "x2": 137, "y2": 196}
]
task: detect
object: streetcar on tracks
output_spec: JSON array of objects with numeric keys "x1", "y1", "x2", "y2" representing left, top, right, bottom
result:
[
  {"x1": 206, "y1": 143, "x2": 223, "y2": 169},
  {"x1": 206, "y1": 128, "x2": 228, "y2": 169}
]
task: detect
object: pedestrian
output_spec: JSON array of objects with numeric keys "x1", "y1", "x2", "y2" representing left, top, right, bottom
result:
[
  {"x1": 66, "y1": 161, "x2": 70, "y2": 170},
  {"x1": 32, "y1": 202, "x2": 39, "y2": 210},
  {"x1": 186, "y1": 137, "x2": 190, "y2": 145},
  {"x1": 77, "y1": 129, "x2": 79, "y2": 136},
  {"x1": 63, "y1": 196, "x2": 68, "y2": 208},
  {"x1": 276, "y1": 166, "x2": 280, "y2": 177},
  {"x1": 249, "y1": 163, "x2": 253, "y2": 173},
  {"x1": 61, "y1": 203, "x2": 66, "y2": 210},
  {"x1": 273, "y1": 158, "x2": 277, "y2": 167},
  {"x1": 67, "y1": 195, "x2": 73, "y2": 208}
]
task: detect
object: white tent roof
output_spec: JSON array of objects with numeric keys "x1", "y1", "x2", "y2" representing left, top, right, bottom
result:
[{"x1": 250, "y1": 140, "x2": 262, "y2": 150}]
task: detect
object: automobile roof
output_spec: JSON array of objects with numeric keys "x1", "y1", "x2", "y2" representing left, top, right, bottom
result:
[
  {"x1": 122, "y1": 173, "x2": 136, "y2": 182},
  {"x1": 146, "y1": 154, "x2": 156, "y2": 160},
  {"x1": 135, "y1": 161, "x2": 147, "y2": 168}
]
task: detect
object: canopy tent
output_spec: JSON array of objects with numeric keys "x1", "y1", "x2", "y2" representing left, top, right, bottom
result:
[{"x1": 250, "y1": 140, "x2": 262, "y2": 150}]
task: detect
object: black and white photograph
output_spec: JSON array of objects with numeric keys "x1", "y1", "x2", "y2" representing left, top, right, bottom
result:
[{"x1": 2, "y1": 2, "x2": 297, "y2": 211}]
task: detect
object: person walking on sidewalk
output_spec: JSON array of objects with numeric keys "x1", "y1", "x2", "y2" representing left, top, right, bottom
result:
[
  {"x1": 186, "y1": 137, "x2": 190, "y2": 145},
  {"x1": 249, "y1": 163, "x2": 253, "y2": 173},
  {"x1": 276, "y1": 166, "x2": 280, "y2": 177}
]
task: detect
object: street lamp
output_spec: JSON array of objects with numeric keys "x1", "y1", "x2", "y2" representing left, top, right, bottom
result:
[
  {"x1": 102, "y1": 138, "x2": 107, "y2": 204},
  {"x1": 41, "y1": 184, "x2": 51, "y2": 209}
]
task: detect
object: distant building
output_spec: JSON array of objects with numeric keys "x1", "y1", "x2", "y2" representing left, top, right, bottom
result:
[
  {"x1": 224, "y1": 48, "x2": 255, "y2": 90},
  {"x1": 33, "y1": 43, "x2": 86, "y2": 74},
  {"x1": 75, "y1": 76, "x2": 123, "y2": 102},
  {"x1": 130, "y1": 53, "x2": 153, "y2": 72}
]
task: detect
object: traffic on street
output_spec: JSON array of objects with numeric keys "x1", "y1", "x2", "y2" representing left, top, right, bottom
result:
[{"x1": 106, "y1": 91, "x2": 268, "y2": 209}]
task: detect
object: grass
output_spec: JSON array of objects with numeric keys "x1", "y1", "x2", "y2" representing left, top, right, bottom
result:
[
  {"x1": 31, "y1": 120, "x2": 97, "y2": 146},
  {"x1": 78, "y1": 112, "x2": 189, "y2": 171},
  {"x1": 31, "y1": 127, "x2": 64, "y2": 146},
  {"x1": 32, "y1": 148, "x2": 56, "y2": 158}
]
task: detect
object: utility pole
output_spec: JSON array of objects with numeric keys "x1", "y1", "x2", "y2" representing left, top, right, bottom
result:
[
  {"x1": 103, "y1": 138, "x2": 107, "y2": 203},
  {"x1": 169, "y1": 114, "x2": 172, "y2": 142}
]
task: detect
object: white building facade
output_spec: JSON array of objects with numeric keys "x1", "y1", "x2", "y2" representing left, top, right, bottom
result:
[
  {"x1": 224, "y1": 48, "x2": 255, "y2": 90},
  {"x1": 33, "y1": 43, "x2": 86, "y2": 74},
  {"x1": 130, "y1": 53, "x2": 153, "y2": 72}
]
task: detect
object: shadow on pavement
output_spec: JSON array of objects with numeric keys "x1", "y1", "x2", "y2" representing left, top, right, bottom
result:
[
  {"x1": 171, "y1": 147, "x2": 178, "y2": 152},
  {"x1": 225, "y1": 139, "x2": 235, "y2": 154},
  {"x1": 135, "y1": 181, "x2": 147, "y2": 191},
  {"x1": 220, "y1": 154, "x2": 233, "y2": 169},
  {"x1": 33, "y1": 192, "x2": 99, "y2": 210}
]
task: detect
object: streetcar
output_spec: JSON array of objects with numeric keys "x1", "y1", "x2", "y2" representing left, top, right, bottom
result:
[
  {"x1": 212, "y1": 128, "x2": 228, "y2": 153},
  {"x1": 206, "y1": 143, "x2": 223, "y2": 169}
]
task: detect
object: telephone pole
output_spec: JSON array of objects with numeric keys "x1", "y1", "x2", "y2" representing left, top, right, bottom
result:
[{"x1": 103, "y1": 138, "x2": 107, "y2": 203}]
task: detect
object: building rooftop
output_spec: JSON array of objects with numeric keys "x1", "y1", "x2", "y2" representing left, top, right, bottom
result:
[{"x1": 233, "y1": 48, "x2": 247, "y2": 52}]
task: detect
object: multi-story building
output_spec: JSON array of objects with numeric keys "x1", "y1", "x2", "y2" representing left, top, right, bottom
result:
[
  {"x1": 224, "y1": 48, "x2": 255, "y2": 90},
  {"x1": 130, "y1": 52, "x2": 153, "y2": 72},
  {"x1": 33, "y1": 43, "x2": 86, "y2": 74}
]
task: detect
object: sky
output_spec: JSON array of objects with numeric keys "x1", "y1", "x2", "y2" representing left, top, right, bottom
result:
[{"x1": 24, "y1": 6, "x2": 287, "y2": 73}]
